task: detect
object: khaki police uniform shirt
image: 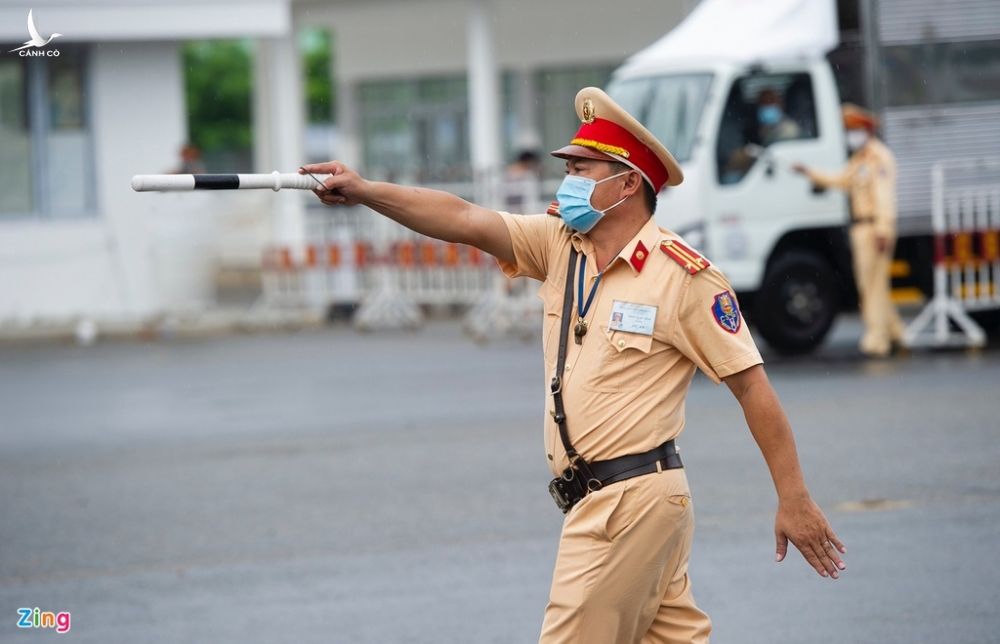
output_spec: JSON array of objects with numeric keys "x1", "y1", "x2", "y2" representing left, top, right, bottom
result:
[
  {"x1": 806, "y1": 138, "x2": 898, "y2": 237},
  {"x1": 498, "y1": 212, "x2": 764, "y2": 476}
]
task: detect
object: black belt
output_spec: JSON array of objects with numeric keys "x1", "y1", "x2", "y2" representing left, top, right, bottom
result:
[
  {"x1": 851, "y1": 216, "x2": 875, "y2": 225},
  {"x1": 549, "y1": 440, "x2": 683, "y2": 513},
  {"x1": 585, "y1": 439, "x2": 683, "y2": 486}
]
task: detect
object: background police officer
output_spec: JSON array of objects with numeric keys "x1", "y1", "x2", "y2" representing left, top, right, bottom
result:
[{"x1": 794, "y1": 104, "x2": 906, "y2": 358}]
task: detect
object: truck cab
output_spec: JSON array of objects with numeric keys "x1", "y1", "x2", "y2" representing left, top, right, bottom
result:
[{"x1": 608, "y1": 59, "x2": 856, "y2": 352}]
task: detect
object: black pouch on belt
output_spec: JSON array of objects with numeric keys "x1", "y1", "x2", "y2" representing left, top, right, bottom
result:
[{"x1": 548, "y1": 467, "x2": 587, "y2": 513}]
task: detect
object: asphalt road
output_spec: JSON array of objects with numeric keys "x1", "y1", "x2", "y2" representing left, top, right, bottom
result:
[{"x1": 1, "y1": 316, "x2": 998, "y2": 643}]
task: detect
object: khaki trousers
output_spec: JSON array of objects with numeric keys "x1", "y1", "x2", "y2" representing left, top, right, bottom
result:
[
  {"x1": 539, "y1": 468, "x2": 711, "y2": 644},
  {"x1": 850, "y1": 224, "x2": 906, "y2": 356}
]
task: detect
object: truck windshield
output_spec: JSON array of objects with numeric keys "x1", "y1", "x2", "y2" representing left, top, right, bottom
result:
[{"x1": 606, "y1": 73, "x2": 713, "y2": 164}]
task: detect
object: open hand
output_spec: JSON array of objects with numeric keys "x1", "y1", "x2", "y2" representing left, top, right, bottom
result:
[
  {"x1": 299, "y1": 161, "x2": 370, "y2": 207},
  {"x1": 775, "y1": 496, "x2": 846, "y2": 579}
]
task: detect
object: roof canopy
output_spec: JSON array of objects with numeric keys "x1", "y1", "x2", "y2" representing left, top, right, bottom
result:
[
  {"x1": 0, "y1": 1, "x2": 290, "y2": 42},
  {"x1": 619, "y1": 0, "x2": 838, "y2": 73}
]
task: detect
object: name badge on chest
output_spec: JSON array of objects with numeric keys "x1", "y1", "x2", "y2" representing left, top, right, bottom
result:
[{"x1": 608, "y1": 300, "x2": 657, "y2": 336}]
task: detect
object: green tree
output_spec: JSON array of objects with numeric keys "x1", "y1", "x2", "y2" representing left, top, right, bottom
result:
[
  {"x1": 182, "y1": 40, "x2": 253, "y2": 170},
  {"x1": 300, "y1": 29, "x2": 335, "y2": 124},
  {"x1": 182, "y1": 34, "x2": 334, "y2": 171}
]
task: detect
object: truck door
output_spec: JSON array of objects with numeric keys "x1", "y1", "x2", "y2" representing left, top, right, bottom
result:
[{"x1": 710, "y1": 68, "x2": 849, "y2": 352}]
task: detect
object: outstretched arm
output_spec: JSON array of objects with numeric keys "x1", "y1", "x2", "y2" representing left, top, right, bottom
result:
[
  {"x1": 300, "y1": 161, "x2": 515, "y2": 265},
  {"x1": 723, "y1": 364, "x2": 847, "y2": 579},
  {"x1": 791, "y1": 162, "x2": 852, "y2": 192}
]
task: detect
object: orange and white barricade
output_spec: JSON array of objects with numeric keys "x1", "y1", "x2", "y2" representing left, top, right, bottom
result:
[
  {"x1": 259, "y1": 217, "x2": 497, "y2": 325},
  {"x1": 461, "y1": 173, "x2": 547, "y2": 342},
  {"x1": 260, "y1": 237, "x2": 372, "y2": 310},
  {"x1": 388, "y1": 236, "x2": 495, "y2": 306},
  {"x1": 905, "y1": 159, "x2": 1000, "y2": 348},
  {"x1": 260, "y1": 245, "x2": 298, "y2": 308},
  {"x1": 462, "y1": 273, "x2": 542, "y2": 343},
  {"x1": 352, "y1": 215, "x2": 498, "y2": 331},
  {"x1": 259, "y1": 174, "x2": 549, "y2": 335}
]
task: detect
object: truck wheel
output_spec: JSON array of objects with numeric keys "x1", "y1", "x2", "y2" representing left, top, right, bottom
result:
[{"x1": 753, "y1": 251, "x2": 839, "y2": 354}]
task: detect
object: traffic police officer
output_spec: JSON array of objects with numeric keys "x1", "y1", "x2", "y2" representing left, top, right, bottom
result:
[
  {"x1": 794, "y1": 103, "x2": 906, "y2": 357},
  {"x1": 303, "y1": 87, "x2": 845, "y2": 644}
]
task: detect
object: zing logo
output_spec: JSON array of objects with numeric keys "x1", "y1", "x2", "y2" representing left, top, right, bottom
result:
[
  {"x1": 8, "y1": 10, "x2": 62, "y2": 57},
  {"x1": 16, "y1": 607, "x2": 71, "y2": 633}
]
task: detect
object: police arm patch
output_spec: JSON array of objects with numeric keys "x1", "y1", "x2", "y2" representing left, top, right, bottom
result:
[{"x1": 712, "y1": 291, "x2": 742, "y2": 334}]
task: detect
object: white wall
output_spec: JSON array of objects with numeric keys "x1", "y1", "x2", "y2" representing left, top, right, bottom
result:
[
  {"x1": 0, "y1": 221, "x2": 125, "y2": 321},
  {"x1": 93, "y1": 40, "x2": 209, "y2": 316},
  {"x1": 0, "y1": 40, "x2": 195, "y2": 321}
]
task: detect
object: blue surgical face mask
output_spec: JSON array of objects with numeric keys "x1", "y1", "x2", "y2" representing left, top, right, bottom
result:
[
  {"x1": 846, "y1": 129, "x2": 869, "y2": 151},
  {"x1": 758, "y1": 104, "x2": 783, "y2": 127},
  {"x1": 556, "y1": 171, "x2": 630, "y2": 233}
]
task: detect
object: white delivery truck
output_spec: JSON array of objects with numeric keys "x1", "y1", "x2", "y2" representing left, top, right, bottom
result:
[{"x1": 606, "y1": 0, "x2": 1000, "y2": 353}]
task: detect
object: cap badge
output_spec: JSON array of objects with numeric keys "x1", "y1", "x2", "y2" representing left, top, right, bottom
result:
[{"x1": 581, "y1": 98, "x2": 596, "y2": 124}]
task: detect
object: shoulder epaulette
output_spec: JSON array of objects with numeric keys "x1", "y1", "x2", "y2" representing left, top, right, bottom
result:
[
  {"x1": 659, "y1": 239, "x2": 710, "y2": 275},
  {"x1": 546, "y1": 201, "x2": 560, "y2": 216}
]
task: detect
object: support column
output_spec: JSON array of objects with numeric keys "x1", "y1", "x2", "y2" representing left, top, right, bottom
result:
[
  {"x1": 860, "y1": 0, "x2": 883, "y2": 115},
  {"x1": 253, "y1": 35, "x2": 307, "y2": 254},
  {"x1": 467, "y1": 0, "x2": 502, "y2": 207},
  {"x1": 463, "y1": 0, "x2": 535, "y2": 342}
]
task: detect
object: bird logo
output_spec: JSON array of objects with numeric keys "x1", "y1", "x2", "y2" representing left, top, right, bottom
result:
[{"x1": 9, "y1": 10, "x2": 62, "y2": 54}]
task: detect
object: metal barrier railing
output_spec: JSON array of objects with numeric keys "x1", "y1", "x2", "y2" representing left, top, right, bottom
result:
[
  {"x1": 258, "y1": 176, "x2": 548, "y2": 335},
  {"x1": 905, "y1": 158, "x2": 1000, "y2": 348}
]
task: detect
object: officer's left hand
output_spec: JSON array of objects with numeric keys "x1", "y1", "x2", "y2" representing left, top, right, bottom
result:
[{"x1": 775, "y1": 496, "x2": 846, "y2": 579}]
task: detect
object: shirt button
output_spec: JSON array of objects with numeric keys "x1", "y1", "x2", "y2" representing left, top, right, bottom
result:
[
  {"x1": 680, "y1": 497, "x2": 689, "y2": 507},
  {"x1": 635, "y1": 250, "x2": 645, "y2": 260},
  {"x1": 547, "y1": 454, "x2": 554, "y2": 460},
  {"x1": 564, "y1": 365, "x2": 571, "y2": 372},
  {"x1": 617, "y1": 339, "x2": 626, "y2": 348}
]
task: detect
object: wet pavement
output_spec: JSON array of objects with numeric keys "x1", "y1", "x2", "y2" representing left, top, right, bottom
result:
[{"x1": 1, "y1": 315, "x2": 998, "y2": 643}]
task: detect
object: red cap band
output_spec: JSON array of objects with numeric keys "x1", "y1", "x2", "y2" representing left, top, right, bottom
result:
[{"x1": 570, "y1": 118, "x2": 670, "y2": 192}]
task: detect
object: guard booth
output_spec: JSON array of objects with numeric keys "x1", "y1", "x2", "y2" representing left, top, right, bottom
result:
[{"x1": 0, "y1": 1, "x2": 305, "y2": 331}]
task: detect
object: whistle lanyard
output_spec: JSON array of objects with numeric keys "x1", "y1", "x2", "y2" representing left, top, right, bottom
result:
[
  {"x1": 577, "y1": 255, "x2": 602, "y2": 319},
  {"x1": 574, "y1": 255, "x2": 602, "y2": 345}
]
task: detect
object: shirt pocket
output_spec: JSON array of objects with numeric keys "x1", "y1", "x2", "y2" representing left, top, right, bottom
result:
[{"x1": 581, "y1": 324, "x2": 655, "y2": 393}]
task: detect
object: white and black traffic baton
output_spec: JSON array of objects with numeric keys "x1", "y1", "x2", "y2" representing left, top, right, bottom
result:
[{"x1": 130, "y1": 169, "x2": 332, "y2": 192}]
